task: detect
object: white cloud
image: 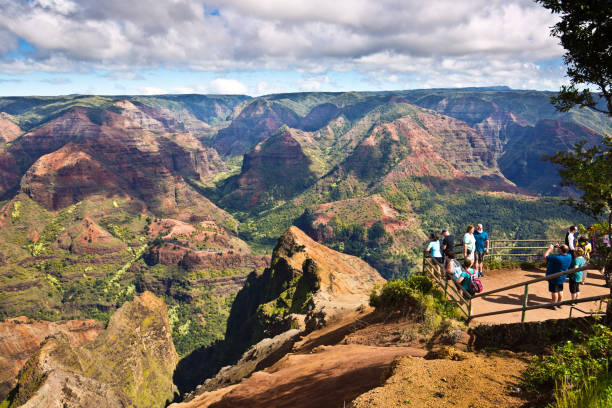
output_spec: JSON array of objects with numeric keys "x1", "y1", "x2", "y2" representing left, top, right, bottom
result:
[
  {"x1": 0, "y1": 0, "x2": 566, "y2": 91},
  {"x1": 299, "y1": 75, "x2": 331, "y2": 92},
  {"x1": 139, "y1": 86, "x2": 166, "y2": 95},
  {"x1": 206, "y1": 78, "x2": 248, "y2": 94}
]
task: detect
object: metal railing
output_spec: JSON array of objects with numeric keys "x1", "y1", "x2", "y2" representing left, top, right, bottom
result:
[{"x1": 422, "y1": 249, "x2": 610, "y2": 324}]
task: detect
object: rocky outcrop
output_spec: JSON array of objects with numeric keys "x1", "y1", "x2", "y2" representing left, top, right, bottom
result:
[
  {"x1": 191, "y1": 328, "x2": 304, "y2": 397},
  {"x1": 225, "y1": 226, "x2": 385, "y2": 357},
  {"x1": 0, "y1": 317, "x2": 104, "y2": 401},
  {"x1": 173, "y1": 227, "x2": 385, "y2": 396},
  {"x1": 4, "y1": 292, "x2": 178, "y2": 408}
]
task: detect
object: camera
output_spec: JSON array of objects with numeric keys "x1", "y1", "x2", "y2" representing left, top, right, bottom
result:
[{"x1": 553, "y1": 243, "x2": 560, "y2": 249}]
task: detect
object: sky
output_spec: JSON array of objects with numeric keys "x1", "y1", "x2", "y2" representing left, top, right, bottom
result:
[{"x1": 0, "y1": 0, "x2": 568, "y2": 96}]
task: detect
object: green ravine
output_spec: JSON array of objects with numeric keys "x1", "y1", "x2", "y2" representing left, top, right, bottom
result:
[{"x1": 0, "y1": 88, "x2": 610, "y2": 363}]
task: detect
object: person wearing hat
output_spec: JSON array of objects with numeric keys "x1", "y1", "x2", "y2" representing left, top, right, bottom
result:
[{"x1": 441, "y1": 229, "x2": 454, "y2": 257}]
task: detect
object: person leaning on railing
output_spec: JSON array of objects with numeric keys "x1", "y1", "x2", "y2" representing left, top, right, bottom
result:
[
  {"x1": 425, "y1": 233, "x2": 444, "y2": 275},
  {"x1": 543, "y1": 243, "x2": 572, "y2": 309}
]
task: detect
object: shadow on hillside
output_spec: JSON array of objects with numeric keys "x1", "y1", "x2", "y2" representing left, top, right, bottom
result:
[
  {"x1": 296, "y1": 311, "x2": 380, "y2": 353},
  {"x1": 173, "y1": 340, "x2": 236, "y2": 399},
  {"x1": 206, "y1": 362, "x2": 391, "y2": 408}
]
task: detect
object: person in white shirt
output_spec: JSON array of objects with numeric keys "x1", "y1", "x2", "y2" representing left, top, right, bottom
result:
[
  {"x1": 463, "y1": 224, "x2": 476, "y2": 262},
  {"x1": 565, "y1": 225, "x2": 577, "y2": 257}
]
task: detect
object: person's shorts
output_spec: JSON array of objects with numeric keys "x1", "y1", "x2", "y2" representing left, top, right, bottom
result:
[
  {"x1": 548, "y1": 282, "x2": 563, "y2": 293},
  {"x1": 433, "y1": 257, "x2": 444, "y2": 265},
  {"x1": 466, "y1": 251, "x2": 474, "y2": 262},
  {"x1": 475, "y1": 251, "x2": 485, "y2": 263},
  {"x1": 569, "y1": 280, "x2": 580, "y2": 294}
]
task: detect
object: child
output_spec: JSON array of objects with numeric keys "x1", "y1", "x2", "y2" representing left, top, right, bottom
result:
[{"x1": 569, "y1": 248, "x2": 586, "y2": 302}]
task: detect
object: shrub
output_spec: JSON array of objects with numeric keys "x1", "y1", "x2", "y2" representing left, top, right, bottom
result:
[
  {"x1": 369, "y1": 274, "x2": 459, "y2": 320},
  {"x1": 522, "y1": 323, "x2": 612, "y2": 407},
  {"x1": 369, "y1": 279, "x2": 425, "y2": 313}
]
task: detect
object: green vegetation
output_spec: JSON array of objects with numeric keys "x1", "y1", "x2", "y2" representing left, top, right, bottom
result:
[
  {"x1": 369, "y1": 274, "x2": 461, "y2": 320},
  {"x1": 166, "y1": 290, "x2": 236, "y2": 356},
  {"x1": 369, "y1": 274, "x2": 463, "y2": 344},
  {"x1": 522, "y1": 323, "x2": 612, "y2": 407}
]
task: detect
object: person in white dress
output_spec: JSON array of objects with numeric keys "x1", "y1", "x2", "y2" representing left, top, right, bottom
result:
[{"x1": 463, "y1": 224, "x2": 476, "y2": 262}]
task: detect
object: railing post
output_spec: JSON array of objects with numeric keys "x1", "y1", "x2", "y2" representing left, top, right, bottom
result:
[
  {"x1": 521, "y1": 284, "x2": 529, "y2": 323},
  {"x1": 444, "y1": 276, "x2": 448, "y2": 298},
  {"x1": 468, "y1": 298, "x2": 472, "y2": 320},
  {"x1": 422, "y1": 252, "x2": 426, "y2": 274}
]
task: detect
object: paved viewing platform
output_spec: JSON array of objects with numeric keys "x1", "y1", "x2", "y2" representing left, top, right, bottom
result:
[{"x1": 471, "y1": 267, "x2": 609, "y2": 324}]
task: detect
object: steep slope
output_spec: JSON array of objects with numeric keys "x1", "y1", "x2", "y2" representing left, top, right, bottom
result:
[
  {"x1": 340, "y1": 106, "x2": 508, "y2": 185},
  {"x1": 221, "y1": 101, "x2": 517, "y2": 214},
  {"x1": 401, "y1": 89, "x2": 612, "y2": 192},
  {"x1": 0, "y1": 317, "x2": 103, "y2": 401},
  {"x1": 20, "y1": 143, "x2": 129, "y2": 210},
  {"x1": 219, "y1": 128, "x2": 319, "y2": 208},
  {"x1": 0, "y1": 113, "x2": 22, "y2": 146},
  {"x1": 212, "y1": 99, "x2": 301, "y2": 157},
  {"x1": 173, "y1": 226, "x2": 385, "y2": 394},
  {"x1": 3, "y1": 292, "x2": 178, "y2": 408},
  {"x1": 6, "y1": 107, "x2": 230, "y2": 220},
  {"x1": 226, "y1": 226, "x2": 385, "y2": 349},
  {"x1": 498, "y1": 119, "x2": 604, "y2": 193}
]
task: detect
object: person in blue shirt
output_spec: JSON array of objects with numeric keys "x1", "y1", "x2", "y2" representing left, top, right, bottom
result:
[
  {"x1": 569, "y1": 248, "x2": 586, "y2": 302},
  {"x1": 426, "y1": 233, "x2": 443, "y2": 275},
  {"x1": 543, "y1": 243, "x2": 573, "y2": 309},
  {"x1": 456, "y1": 258, "x2": 477, "y2": 297},
  {"x1": 473, "y1": 223, "x2": 489, "y2": 277}
]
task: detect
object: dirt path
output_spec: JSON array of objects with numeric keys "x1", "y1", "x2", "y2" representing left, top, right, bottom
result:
[
  {"x1": 471, "y1": 267, "x2": 609, "y2": 324},
  {"x1": 352, "y1": 350, "x2": 530, "y2": 408},
  {"x1": 176, "y1": 345, "x2": 427, "y2": 408}
]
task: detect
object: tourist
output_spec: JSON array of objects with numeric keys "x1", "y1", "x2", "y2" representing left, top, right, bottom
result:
[
  {"x1": 565, "y1": 225, "x2": 578, "y2": 257},
  {"x1": 456, "y1": 258, "x2": 477, "y2": 297},
  {"x1": 569, "y1": 248, "x2": 586, "y2": 302},
  {"x1": 543, "y1": 243, "x2": 572, "y2": 309},
  {"x1": 441, "y1": 229, "x2": 454, "y2": 256},
  {"x1": 576, "y1": 235, "x2": 592, "y2": 284},
  {"x1": 463, "y1": 225, "x2": 475, "y2": 263},
  {"x1": 474, "y1": 223, "x2": 489, "y2": 277},
  {"x1": 426, "y1": 233, "x2": 443, "y2": 274},
  {"x1": 443, "y1": 250, "x2": 463, "y2": 282},
  {"x1": 576, "y1": 235, "x2": 591, "y2": 260}
]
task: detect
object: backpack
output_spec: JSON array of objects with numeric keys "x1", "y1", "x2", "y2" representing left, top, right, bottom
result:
[{"x1": 466, "y1": 268, "x2": 483, "y2": 294}]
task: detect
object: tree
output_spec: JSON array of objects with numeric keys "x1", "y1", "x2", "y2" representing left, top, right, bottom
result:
[
  {"x1": 539, "y1": 1, "x2": 612, "y2": 318},
  {"x1": 536, "y1": 0, "x2": 612, "y2": 116},
  {"x1": 549, "y1": 140, "x2": 612, "y2": 234}
]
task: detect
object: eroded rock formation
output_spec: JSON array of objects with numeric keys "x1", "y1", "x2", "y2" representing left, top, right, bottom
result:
[{"x1": 4, "y1": 292, "x2": 178, "y2": 408}]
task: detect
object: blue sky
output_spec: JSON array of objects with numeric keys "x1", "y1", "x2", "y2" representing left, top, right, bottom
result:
[{"x1": 0, "y1": 0, "x2": 568, "y2": 96}]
